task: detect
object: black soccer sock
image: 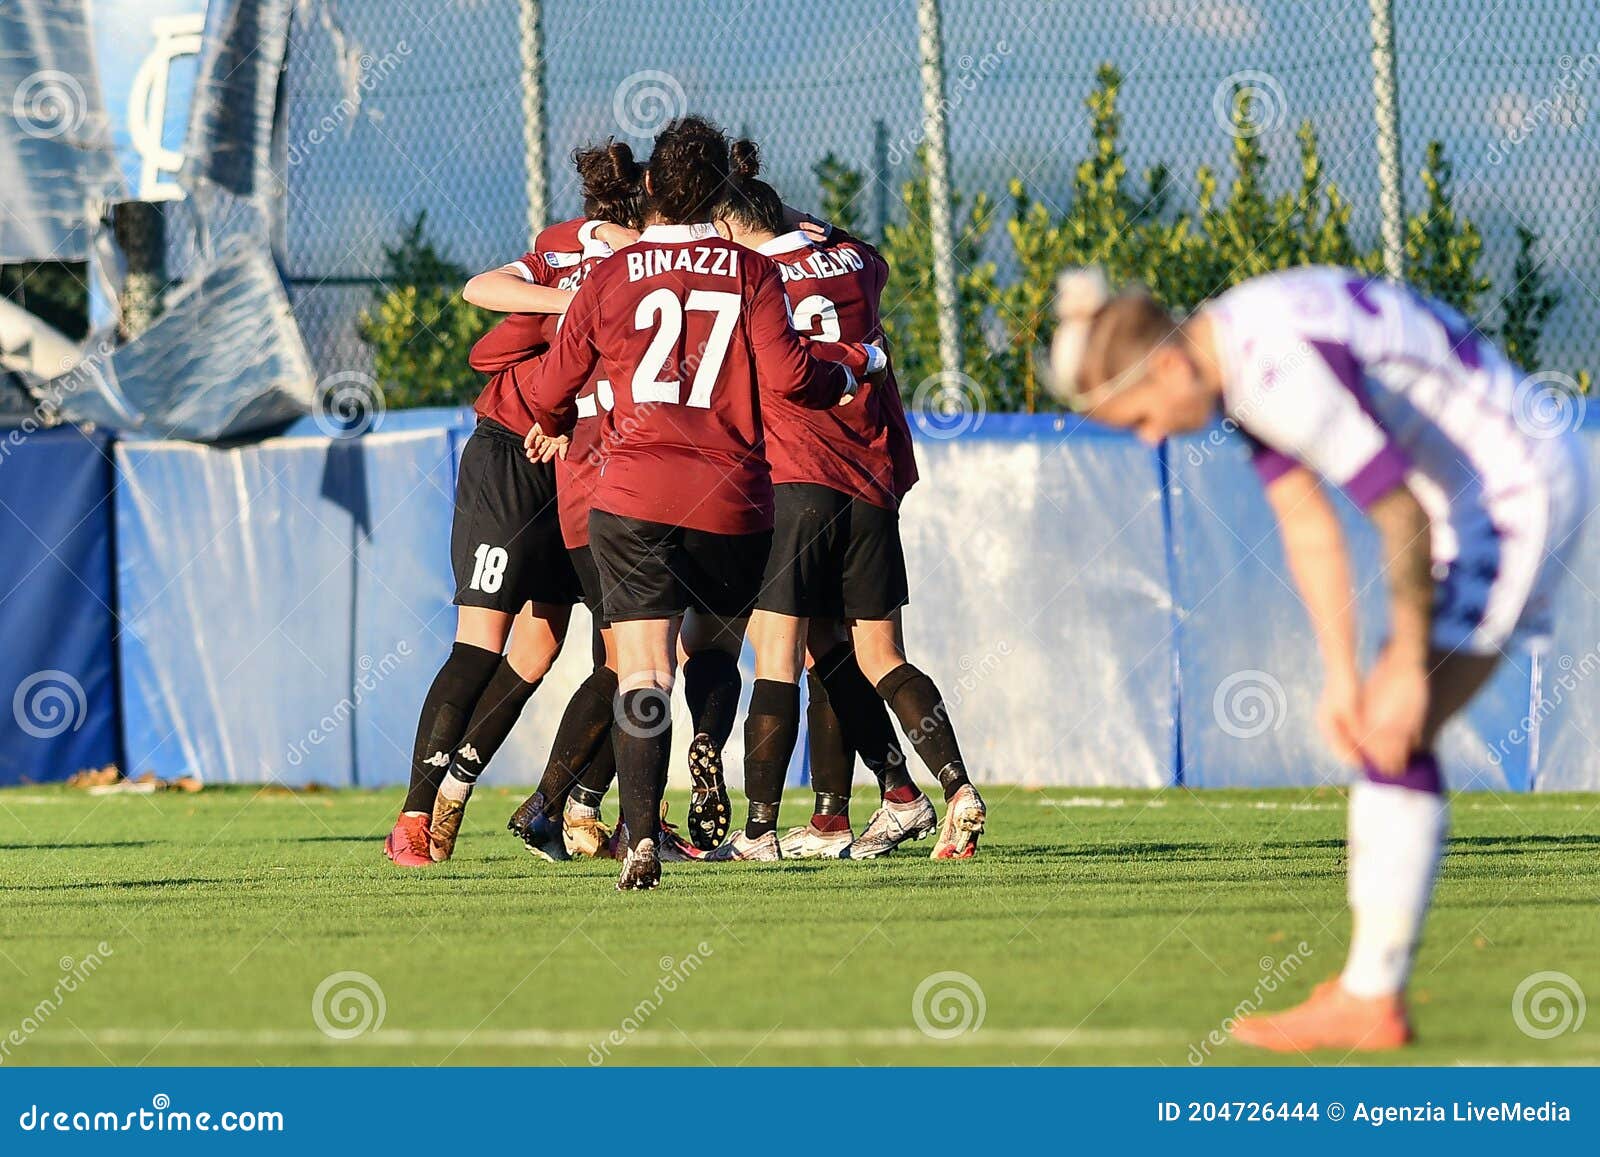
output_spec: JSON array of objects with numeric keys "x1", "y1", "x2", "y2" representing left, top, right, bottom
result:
[
  {"x1": 613, "y1": 687, "x2": 671, "y2": 850},
  {"x1": 683, "y1": 649, "x2": 742, "y2": 748},
  {"x1": 534, "y1": 666, "x2": 618, "y2": 817},
  {"x1": 569, "y1": 729, "x2": 617, "y2": 809},
  {"x1": 742, "y1": 678, "x2": 800, "y2": 839},
  {"x1": 447, "y1": 660, "x2": 540, "y2": 788},
  {"x1": 403, "y1": 642, "x2": 502, "y2": 814},
  {"x1": 814, "y1": 644, "x2": 914, "y2": 797},
  {"x1": 805, "y1": 670, "x2": 854, "y2": 821},
  {"x1": 876, "y1": 663, "x2": 970, "y2": 799}
]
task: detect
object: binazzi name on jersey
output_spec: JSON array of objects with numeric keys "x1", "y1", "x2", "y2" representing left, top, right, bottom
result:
[
  {"x1": 775, "y1": 243, "x2": 866, "y2": 285},
  {"x1": 625, "y1": 246, "x2": 741, "y2": 282}
]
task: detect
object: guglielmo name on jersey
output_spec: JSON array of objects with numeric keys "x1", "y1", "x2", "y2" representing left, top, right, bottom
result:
[
  {"x1": 777, "y1": 244, "x2": 866, "y2": 284},
  {"x1": 1351, "y1": 1101, "x2": 1571, "y2": 1127}
]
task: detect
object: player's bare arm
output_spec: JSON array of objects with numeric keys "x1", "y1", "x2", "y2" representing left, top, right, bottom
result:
[
  {"x1": 462, "y1": 269, "x2": 576, "y2": 314},
  {"x1": 1264, "y1": 465, "x2": 1362, "y2": 764}
]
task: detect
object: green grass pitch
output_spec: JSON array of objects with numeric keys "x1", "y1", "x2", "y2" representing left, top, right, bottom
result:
[{"x1": 1, "y1": 784, "x2": 1596, "y2": 1066}]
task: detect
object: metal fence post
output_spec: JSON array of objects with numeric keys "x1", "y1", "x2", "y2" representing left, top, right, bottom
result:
[
  {"x1": 916, "y1": 0, "x2": 962, "y2": 376},
  {"x1": 1369, "y1": 0, "x2": 1405, "y2": 280},
  {"x1": 519, "y1": 0, "x2": 549, "y2": 248}
]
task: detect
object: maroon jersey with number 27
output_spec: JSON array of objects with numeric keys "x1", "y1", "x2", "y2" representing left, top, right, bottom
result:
[{"x1": 522, "y1": 222, "x2": 860, "y2": 536}]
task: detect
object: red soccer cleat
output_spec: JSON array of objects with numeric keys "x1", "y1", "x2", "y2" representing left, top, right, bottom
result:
[
  {"x1": 383, "y1": 813, "x2": 433, "y2": 868},
  {"x1": 1231, "y1": 978, "x2": 1413, "y2": 1053}
]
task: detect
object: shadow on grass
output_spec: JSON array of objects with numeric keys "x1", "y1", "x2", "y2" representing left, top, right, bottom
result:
[{"x1": 1, "y1": 840, "x2": 157, "y2": 851}]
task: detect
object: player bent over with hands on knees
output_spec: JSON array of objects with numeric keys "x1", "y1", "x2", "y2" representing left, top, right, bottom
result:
[
  {"x1": 1050, "y1": 264, "x2": 1589, "y2": 1051},
  {"x1": 383, "y1": 145, "x2": 641, "y2": 868},
  {"x1": 710, "y1": 139, "x2": 984, "y2": 862},
  {"x1": 519, "y1": 115, "x2": 885, "y2": 890}
]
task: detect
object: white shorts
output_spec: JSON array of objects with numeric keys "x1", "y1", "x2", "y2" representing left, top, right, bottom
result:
[{"x1": 1430, "y1": 434, "x2": 1590, "y2": 655}]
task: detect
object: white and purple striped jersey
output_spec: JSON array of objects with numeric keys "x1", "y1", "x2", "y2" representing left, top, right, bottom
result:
[{"x1": 1201, "y1": 266, "x2": 1588, "y2": 652}]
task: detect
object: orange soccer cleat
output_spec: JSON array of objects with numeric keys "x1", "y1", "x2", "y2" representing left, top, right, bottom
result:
[
  {"x1": 1231, "y1": 978, "x2": 1413, "y2": 1053},
  {"x1": 383, "y1": 813, "x2": 434, "y2": 868}
]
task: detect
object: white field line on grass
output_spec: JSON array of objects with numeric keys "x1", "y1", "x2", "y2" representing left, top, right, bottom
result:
[{"x1": 68, "y1": 1027, "x2": 1180, "y2": 1051}]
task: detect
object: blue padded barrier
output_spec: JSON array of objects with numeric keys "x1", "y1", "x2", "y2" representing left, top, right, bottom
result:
[
  {"x1": 115, "y1": 419, "x2": 464, "y2": 785},
  {"x1": 85, "y1": 407, "x2": 1600, "y2": 792},
  {"x1": 1167, "y1": 425, "x2": 1537, "y2": 791},
  {"x1": 900, "y1": 413, "x2": 1176, "y2": 788},
  {"x1": 0, "y1": 428, "x2": 119, "y2": 784}
]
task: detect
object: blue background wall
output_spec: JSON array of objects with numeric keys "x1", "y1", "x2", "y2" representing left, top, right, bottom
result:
[{"x1": 2, "y1": 410, "x2": 1596, "y2": 792}]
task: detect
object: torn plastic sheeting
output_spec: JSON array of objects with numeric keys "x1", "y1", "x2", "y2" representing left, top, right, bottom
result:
[
  {"x1": 51, "y1": 233, "x2": 314, "y2": 440},
  {"x1": 181, "y1": 0, "x2": 295, "y2": 210},
  {"x1": 0, "y1": 0, "x2": 123, "y2": 261}
]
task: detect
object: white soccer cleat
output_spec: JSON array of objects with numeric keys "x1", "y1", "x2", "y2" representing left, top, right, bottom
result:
[
  {"x1": 617, "y1": 838, "x2": 661, "y2": 890},
  {"x1": 929, "y1": 784, "x2": 986, "y2": 860},
  {"x1": 778, "y1": 823, "x2": 852, "y2": 860},
  {"x1": 702, "y1": 829, "x2": 783, "y2": 862},
  {"x1": 845, "y1": 793, "x2": 937, "y2": 859}
]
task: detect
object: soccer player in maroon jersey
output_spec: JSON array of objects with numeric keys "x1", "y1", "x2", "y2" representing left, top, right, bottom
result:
[
  {"x1": 709, "y1": 142, "x2": 986, "y2": 861},
  {"x1": 519, "y1": 115, "x2": 882, "y2": 889},
  {"x1": 382, "y1": 144, "x2": 641, "y2": 869}
]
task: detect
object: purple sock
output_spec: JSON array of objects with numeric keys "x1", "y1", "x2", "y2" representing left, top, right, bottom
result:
[{"x1": 1362, "y1": 750, "x2": 1442, "y2": 794}]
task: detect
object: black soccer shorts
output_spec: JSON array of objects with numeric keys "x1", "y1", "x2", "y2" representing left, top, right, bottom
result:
[
  {"x1": 450, "y1": 419, "x2": 581, "y2": 612},
  {"x1": 755, "y1": 482, "x2": 909, "y2": 621},
  {"x1": 588, "y1": 509, "x2": 772, "y2": 623},
  {"x1": 568, "y1": 545, "x2": 610, "y2": 628}
]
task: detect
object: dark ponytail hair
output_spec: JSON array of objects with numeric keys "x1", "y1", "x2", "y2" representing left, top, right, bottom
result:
[
  {"x1": 573, "y1": 139, "x2": 645, "y2": 229},
  {"x1": 716, "y1": 137, "x2": 784, "y2": 236},
  {"x1": 644, "y1": 115, "x2": 730, "y2": 225}
]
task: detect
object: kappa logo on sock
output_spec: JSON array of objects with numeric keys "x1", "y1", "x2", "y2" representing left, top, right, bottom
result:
[
  {"x1": 458, "y1": 744, "x2": 481, "y2": 764},
  {"x1": 424, "y1": 751, "x2": 450, "y2": 767}
]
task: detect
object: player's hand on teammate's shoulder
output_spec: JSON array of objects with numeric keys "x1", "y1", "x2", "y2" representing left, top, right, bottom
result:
[
  {"x1": 593, "y1": 221, "x2": 640, "y2": 251},
  {"x1": 523, "y1": 423, "x2": 569, "y2": 464}
]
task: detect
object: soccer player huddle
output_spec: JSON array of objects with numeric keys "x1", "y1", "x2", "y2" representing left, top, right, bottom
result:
[
  {"x1": 385, "y1": 116, "x2": 985, "y2": 892},
  {"x1": 380, "y1": 110, "x2": 1592, "y2": 1055}
]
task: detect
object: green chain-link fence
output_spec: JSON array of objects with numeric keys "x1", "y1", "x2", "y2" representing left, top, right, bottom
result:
[{"x1": 281, "y1": 0, "x2": 1600, "y2": 408}]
